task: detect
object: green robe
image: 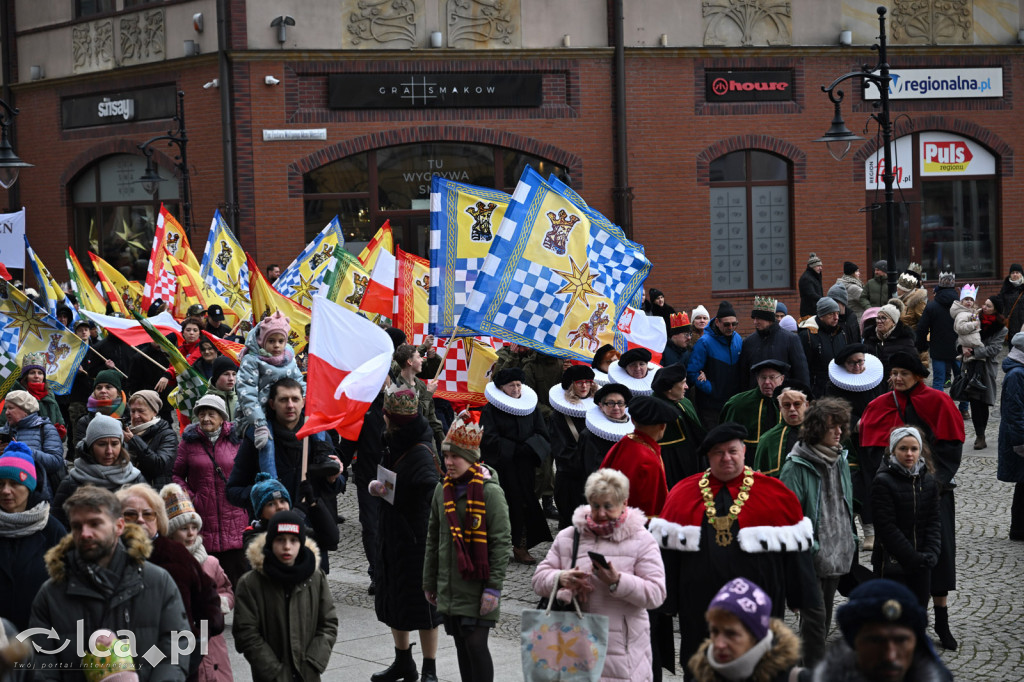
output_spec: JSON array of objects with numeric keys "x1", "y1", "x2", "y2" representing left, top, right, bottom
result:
[
  {"x1": 655, "y1": 394, "x2": 707, "y2": 488},
  {"x1": 753, "y1": 421, "x2": 801, "y2": 478},
  {"x1": 719, "y1": 388, "x2": 780, "y2": 458}
]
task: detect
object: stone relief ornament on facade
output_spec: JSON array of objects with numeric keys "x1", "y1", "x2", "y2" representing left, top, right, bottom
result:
[
  {"x1": 72, "y1": 20, "x2": 114, "y2": 74},
  {"x1": 446, "y1": 0, "x2": 517, "y2": 47},
  {"x1": 346, "y1": 0, "x2": 419, "y2": 47},
  {"x1": 120, "y1": 9, "x2": 166, "y2": 65},
  {"x1": 891, "y1": 0, "x2": 973, "y2": 45},
  {"x1": 702, "y1": 0, "x2": 792, "y2": 46}
]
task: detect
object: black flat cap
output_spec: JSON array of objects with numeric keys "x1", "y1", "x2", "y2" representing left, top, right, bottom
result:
[{"x1": 628, "y1": 396, "x2": 680, "y2": 425}]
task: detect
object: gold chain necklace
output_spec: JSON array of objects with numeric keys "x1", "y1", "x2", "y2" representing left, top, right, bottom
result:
[{"x1": 699, "y1": 467, "x2": 755, "y2": 547}]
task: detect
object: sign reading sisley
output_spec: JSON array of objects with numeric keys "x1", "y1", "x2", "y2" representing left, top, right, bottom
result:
[
  {"x1": 705, "y1": 70, "x2": 794, "y2": 102},
  {"x1": 864, "y1": 68, "x2": 1002, "y2": 100},
  {"x1": 328, "y1": 74, "x2": 543, "y2": 109}
]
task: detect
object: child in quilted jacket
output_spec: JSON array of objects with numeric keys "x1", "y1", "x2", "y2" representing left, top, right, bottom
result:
[
  {"x1": 236, "y1": 311, "x2": 305, "y2": 478},
  {"x1": 950, "y1": 284, "x2": 982, "y2": 362}
]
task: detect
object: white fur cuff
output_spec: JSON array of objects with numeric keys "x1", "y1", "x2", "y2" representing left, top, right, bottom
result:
[
  {"x1": 736, "y1": 516, "x2": 814, "y2": 554},
  {"x1": 648, "y1": 518, "x2": 701, "y2": 552}
]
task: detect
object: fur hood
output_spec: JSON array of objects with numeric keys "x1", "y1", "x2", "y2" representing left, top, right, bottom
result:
[
  {"x1": 244, "y1": 531, "x2": 322, "y2": 572},
  {"x1": 181, "y1": 420, "x2": 241, "y2": 445},
  {"x1": 43, "y1": 522, "x2": 152, "y2": 583},
  {"x1": 809, "y1": 640, "x2": 951, "y2": 682},
  {"x1": 570, "y1": 504, "x2": 648, "y2": 542},
  {"x1": 689, "y1": 619, "x2": 802, "y2": 682},
  {"x1": 899, "y1": 287, "x2": 928, "y2": 307}
]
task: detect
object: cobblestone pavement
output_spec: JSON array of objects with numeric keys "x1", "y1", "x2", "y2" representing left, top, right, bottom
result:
[{"x1": 317, "y1": 362, "x2": 1021, "y2": 680}]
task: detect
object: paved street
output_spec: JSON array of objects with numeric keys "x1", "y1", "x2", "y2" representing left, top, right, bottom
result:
[{"x1": 221, "y1": 374, "x2": 1022, "y2": 681}]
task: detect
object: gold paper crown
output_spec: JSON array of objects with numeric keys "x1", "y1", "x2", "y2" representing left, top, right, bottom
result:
[
  {"x1": 21, "y1": 351, "x2": 47, "y2": 371},
  {"x1": 907, "y1": 262, "x2": 922, "y2": 275},
  {"x1": 752, "y1": 296, "x2": 777, "y2": 314},
  {"x1": 897, "y1": 272, "x2": 919, "y2": 290},
  {"x1": 443, "y1": 412, "x2": 484, "y2": 453},
  {"x1": 383, "y1": 384, "x2": 419, "y2": 417}
]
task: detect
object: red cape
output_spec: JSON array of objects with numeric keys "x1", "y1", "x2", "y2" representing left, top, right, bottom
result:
[
  {"x1": 859, "y1": 383, "x2": 965, "y2": 448},
  {"x1": 600, "y1": 431, "x2": 668, "y2": 517},
  {"x1": 660, "y1": 470, "x2": 805, "y2": 529}
]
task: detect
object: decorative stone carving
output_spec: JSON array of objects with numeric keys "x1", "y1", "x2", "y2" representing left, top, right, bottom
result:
[
  {"x1": 72, "y1": 20, "x2": 115, "y2": 74},
  {"x1": 702, "y1": 0, "x2": 791, "y2": 46},
  {"x1": 120, "y1": 9, "x2": 165, "y2": 65},
  {"x1": 891, "y1": 0, "x2": 973, "y2": 45},
  {"x1": 446, "y1": 0, "x2": 518, "y2": 48},
  {"x1": 346, "y1": 0, "x2": 419, "y2": 47}
]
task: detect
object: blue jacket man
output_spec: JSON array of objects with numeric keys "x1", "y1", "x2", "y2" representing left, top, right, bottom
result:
[{"x1": 687, "y1": 301, "x2": 743, "y2": 428}]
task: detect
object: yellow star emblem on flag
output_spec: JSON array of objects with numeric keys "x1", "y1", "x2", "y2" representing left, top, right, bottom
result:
[
  {"x1": 552, "y1": 257, "x2": 599, "y2": 311},
  {"x1": 291, "y1": 272, "x2": 318, "y2": 307},
  {"x1": 4, "y1": 295, "x2": 49, "y2": 343}
]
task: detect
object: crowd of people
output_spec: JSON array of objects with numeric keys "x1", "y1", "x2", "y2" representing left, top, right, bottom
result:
[{"x1": 2, "y1": 254, "x2": 1023, "y2": 682}]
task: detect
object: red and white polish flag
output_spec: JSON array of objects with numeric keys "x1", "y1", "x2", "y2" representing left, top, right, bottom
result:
[
  {"x1": 358, "y1": 248, "x2": 397, "y2": 319},
  {"x1": 296, "y1": 295, "x2": 394, "y2": 440},
  {"x1": 81, "y1": 310, "x2": 182, "y2": 347},
  {"x1": 617, "y1": 306, "x2": 666, "y2": 364}
]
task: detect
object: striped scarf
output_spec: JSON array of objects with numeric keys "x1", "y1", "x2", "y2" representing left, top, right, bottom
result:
[{"x1": 442, "y1": 463, "x2": 490, "y2": 581}]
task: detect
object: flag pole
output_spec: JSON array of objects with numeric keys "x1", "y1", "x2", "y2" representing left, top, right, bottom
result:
[
  {"x1": 85, "y1": 346, "x2": 129, "y2": 379},
  {"x1": 124, "y1": 343, "x2": 173, "y2": 374}
]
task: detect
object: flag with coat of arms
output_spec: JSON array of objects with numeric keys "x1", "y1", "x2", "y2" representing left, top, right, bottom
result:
[
  {"x1": 428, "y1": 177, "x2": 513, "y2": 338},
  {"x1": 0, "y1": 283, "x2": 87, "y2": 395},
  {"x1": 457, "y1": 166, "x2": 650, "y2": 361},
  {"x1": 200, "y1": 210, "x2": 251, "y2": 320},
  {"x1": 320, "y1": 246, "x2": 373, "y2": 315},
  {"x1": 65, "y1": 248, "x2": 107, "y2": 314},
  {"x1": 89, "y1": 252, "x2": 145, "y2": 317},
  {"x1": 142, "y1": 205, "x2": 199, "y2": 311},
  {"x1": 273, "y1": 217, "x2": 345, "y2": 308},
  {"x1": 247, "y1": 254, "x2": 311, "y2": 353}
]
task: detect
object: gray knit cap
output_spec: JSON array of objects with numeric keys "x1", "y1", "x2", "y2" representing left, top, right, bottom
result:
[
  {"x1": 827, "y1": 283, "x2": 848, "y2": 307},
  {"x1": 85, "y1": 414, "x2": 125, "y2": 447},
  {"x1": 816, "y1": 297, "x2": 840, "y2": 316}
]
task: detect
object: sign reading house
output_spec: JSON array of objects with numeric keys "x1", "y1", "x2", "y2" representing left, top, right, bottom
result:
[
  {"x1": 62, "y1": 85, "x2": 178, "y2": 130},
  {"x1": 705, "y1": 70, "x2": 794, "y2": 102},
  {"x1": 328, "y1": 74, "x2": 543, "y2": 109}
]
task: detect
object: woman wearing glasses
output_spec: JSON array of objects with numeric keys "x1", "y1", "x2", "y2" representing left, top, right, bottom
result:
[
  {"x1": 576, "y1": 384, "x2": 634, "y2": 484},
  {"x1": 51, "y1": 414, "x2": 146, "y2": 528}
]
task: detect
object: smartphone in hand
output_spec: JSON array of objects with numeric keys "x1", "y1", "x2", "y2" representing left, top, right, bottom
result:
[{"x1": 588, "y1": 551, "x2": 610, "y2": 569}]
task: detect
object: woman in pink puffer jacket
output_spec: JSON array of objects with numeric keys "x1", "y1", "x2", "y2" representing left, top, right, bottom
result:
[
  {"x1": 173, "y1": 395, "x2": 251, "y2": 587},
  {"x1": 532, "y1": 469, "x2": 667, "y2": 682}
]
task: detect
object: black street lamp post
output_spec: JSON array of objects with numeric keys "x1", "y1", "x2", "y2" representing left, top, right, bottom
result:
[
  {"x1": 0, "y1": 98, "x2": 32, "y2": 190},
  {"x1": 816, "y1": 6, "x2": 898, "y2": 297},
  {"x1": 137, "y1": 90, "x2": 193, "y2": 239}
]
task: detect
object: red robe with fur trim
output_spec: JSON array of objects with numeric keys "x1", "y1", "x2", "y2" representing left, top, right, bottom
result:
[{"x1": 600, "y1": 431, "x2": 668, "y2": 517}]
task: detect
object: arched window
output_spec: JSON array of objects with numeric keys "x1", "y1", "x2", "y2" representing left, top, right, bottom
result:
[
  {"x1": 865, "y1": 132, "x2": 997, "y2": 278},
  {"x1": 709, "y1": 150, "x2": 792, "y2": 291},
  {"x1": 71, "y1": 154, "x2": 179, "y2": 282},
  {"x1": 303, "y1": 143, "x2": 568, "y2": 257}
]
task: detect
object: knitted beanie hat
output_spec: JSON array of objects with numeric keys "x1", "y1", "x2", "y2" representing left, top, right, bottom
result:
[
  {"x1": 843, "y1": 261, "x2": 858, "y2": 276},
  {"x1": 707, "y1": 577, "x2": 773, "y2": 641},
  {"x1": 94, "y1": 369, "x2": 123, "y2": 391},
  {"x1": 878, "y1": 303, "x2": 902, "y2": 326},
  {"x1": 817, "y1": 297, "x2": 841, "y2": 317},
  {"x1": 129, "y1": 390, "x2": 162, "y2": 415},
  {"x1": 265, "y1": 510, "x2": 307, "y2": 548},
  {"x1": 4, "y1": 390, "x2": 39, "y2": 414},
  {"x1": 160, "y1": 483, "x2": 203, "y2": 535},
  {"x1": 85, "y1": 414, "x2": 125, "y2": 448},
  {"x1": 691, "y1": 305, "x2": 710, "y2": 321},
  {"x1": 210, "y1": 356, "x2": 238, "y2": 386},
  {"x1": 258, "y1": 311, "x2": 291, "y2": 347},
  {"x1": 0, "y1": 441, "x2": 37, "y2": 492},
  {"x1": 250, "y1": 472, "x2": 291, "y2": 516},
  {"x1": 807, "y1": 253, "x2": 822, "y2": 268},
  {"x1": 827, "y1": 283, "x2": 848, "y2": 307}
]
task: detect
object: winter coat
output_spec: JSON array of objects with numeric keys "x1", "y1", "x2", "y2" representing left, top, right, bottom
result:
[
  {"x1": 998, "y1": 354, "x2": 1024, "y2": 484},
  {"x1": 798, "y1": 268, "x2": 823, "y2": 318},
  {"x1": 533, "y1": 505, "x2": 666, "y2": 682},
  {"x1": 688, "y1": 619, "x2": 802, "y2": 682},
  {"x1": 950, "y1": 300, "x2": 981, "y2": 350},
  {"x1": 233, "y1": 535, "x2": 338, "y2": 682},
  {"x1": 173, "y1": 423, "x2": 249, "y2": 554},
  {"x1": 125, "y1": 418, "x2": 179, "y2": 488},
  {"x1": 688, "y1": 319, "x2": 743, "y2": 412},
  {"x1": 999, "y1": 278, "x2": 1024, "y2": 339},
  {"x1": 837, "y1": 275, "x2": 867, "y2": 318},
  {"x1": 374, "y1": 418, "x2": 443, "y2": 631},
  {"x1": 52, "y1": 442, "x2": 146, "y2": 528},
  {"x1": 798, "y1": 319, "x2": 853, "y2": 398},
  {"x1": 860, "y1": 274, "x2": 889, "y2": 310},
  {"x1": 870, "y1": 455, "x2": 941, "y2": 577},
  {"x1": 198, "y1": 554, "x2": 234, "y2": 682},
  {"x1": 806, "y1": 640, "x2": 951, "y2": 682},
  {"x1": 738, "y1": 325, "x2": 810, "y2": 389},
  {"x1": 966, "y1": 323, "x2": 1007, "y2": 406},
  {"x1": 235, "y1": 328, "x2": 305, "y2": 433},
  {"x1": 2, "y1": 412, "x2": 65, "y2": 499},
  {"x1": 423, "y1": 464, "x2": 512, "y2": 621},
  {"x1": 127, "y1": 343, "x2": 176, "y2": 421},
  {"x1": 898, "y1": 287, "x2": 928, "y2": 330},
  {"x1": 2, "y1": 380, "x2": 66, "y2": 435},
  {"x1": 149, "y1": 535, "x2": 225, "y2": 649},
  {"x1": 0, "y1": 495, "x2": 66, "y2": 630},
  {"x1": 779, "y1": 445, "x2": 857, "y2": 567},
  {"x1": 863, "y1": 321, "x2": 917, "y2": 376},
  {"x1": 661, "y1": 339, "x2": 691, "y2": 369},
  {"x1": 29, "y1": 523, "x2": 191, "y2": 681},
  {"x1": 393, "y1": 373, "x2": 445, "y2": 453},
  {"x1": 915, "y1": 287, "x2": 960, "y2": 360}
]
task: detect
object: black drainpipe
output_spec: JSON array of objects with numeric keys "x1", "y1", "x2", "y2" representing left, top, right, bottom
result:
[
  {"x1": 611, "y1": 0, "x2": 633, "y2": 239},
  {"x1": 1, "y1": 0, "x2": 21, "y2": 215},
  {"x1": 216, "y1": 0, "x2": 238, "y2": 232}
]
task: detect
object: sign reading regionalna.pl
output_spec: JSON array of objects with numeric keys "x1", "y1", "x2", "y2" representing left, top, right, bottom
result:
[{"x1": 864, "y1": 67, "x2": 1002, "y2": 100}]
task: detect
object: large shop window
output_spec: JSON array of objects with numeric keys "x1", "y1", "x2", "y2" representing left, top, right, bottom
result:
[
  {"x1": 709, "y1": 150, "x2": 792, "y2": 291},
  {"x1": 865, "y1": 131, "x2": 997, "y2": 279},
  {"x1": 303, "y1": 143, "x2": 567, "y2": 257},
  {"x1": 71, "y1": 154, "x2": 180, "y2": 282}
]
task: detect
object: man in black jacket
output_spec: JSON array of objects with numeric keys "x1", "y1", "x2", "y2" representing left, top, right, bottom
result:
[
  {"x1": 799, "y1": 297, "x2": 853, "y2": 398},
  {"x1": 915, "y1": 272, "x2": 960, "y2": 391},
  {"x1": 738, "y1": 295, "x2": 809, "y2": 388},
  {"x1": 799, "y1": 253, "x2": 824, "y2": 318}
]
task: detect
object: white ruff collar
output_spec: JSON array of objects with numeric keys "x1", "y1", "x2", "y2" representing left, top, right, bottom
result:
[
  {"x1": 485, "y1": 382, "x2": 538, "y2": 416},
  {"x1": 607, "y1": 362, "x2": 659, "y2": 396},
  {"x1": 593, "y1": 369, "x2": 611, "y2": 387},
  {"x1": 828, "y1": 354, "x2": 884, "y2": 392},
  {"x1": 585, "y1": 404, "x2": 633, "y2": 442},
  {"x1": 549, "y1": 384, "x2": 594, "y2": 419}
]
